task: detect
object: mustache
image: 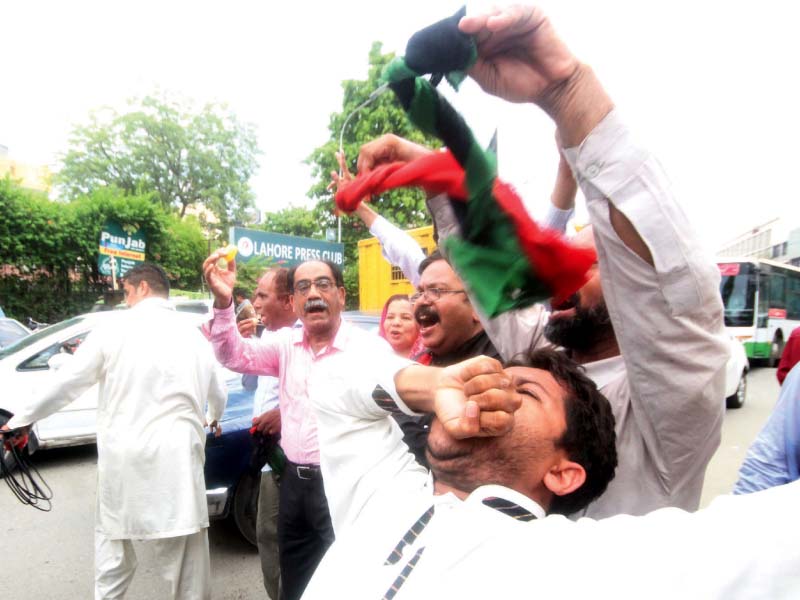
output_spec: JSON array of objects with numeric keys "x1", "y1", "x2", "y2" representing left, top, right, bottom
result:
[
  {"x1": 414, "y1": 304, "x2": 440, "y2": 325},
  {"x1": 303, "y1": 298, "x2": 329, "y2": 313}
]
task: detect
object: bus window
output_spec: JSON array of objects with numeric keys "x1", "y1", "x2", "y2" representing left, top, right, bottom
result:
[
  {"x1": 719, "y1": 264, "x2": 756, "y2": 326},
  {"x1": 769, "y1": 273, "x2": 787, "y2": 309},
  {"x1": 788, "y1": 275, "x2": 800, "y2": 320}
]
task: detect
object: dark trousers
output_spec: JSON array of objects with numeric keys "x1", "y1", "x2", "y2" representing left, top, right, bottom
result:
[{"x1": 278, "y1": 461, "x2": 335, "y2": 600}]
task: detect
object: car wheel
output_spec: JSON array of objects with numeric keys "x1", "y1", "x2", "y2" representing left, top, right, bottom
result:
[
  {"x1": 726, "y1": 370, "x2": 747, "y2": 409},
  {"x1": 232, "y1": 471, "x2": 260, "y2": 547}
]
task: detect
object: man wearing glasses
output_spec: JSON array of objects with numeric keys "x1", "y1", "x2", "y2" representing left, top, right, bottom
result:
[
  {"x1": 412, "y1": 249, "x2": 500, "y2": 366},
  {"x1": 202, "y1": 255, "x2": 399, "y2": 600}
]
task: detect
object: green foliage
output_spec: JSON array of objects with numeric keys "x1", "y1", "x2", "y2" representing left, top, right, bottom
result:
[
  {"x1": 0, "y1": 179, "x2": 210, "y2": 322},
  {"x1": 55, "y1": 93, "x2": 260, "y2": 228},
  {"x1": 260, "y1": 206, "x2": 322, "y2": 239},
  {"x1": 154, "y1": 215, "x2": 208, "y2": 289},
  {"x1": 305, "y1": 42, "x2": 438, "y2": 307},
  {"x1": 235, "y1": 256, "x2": 276, "y2": 294}
]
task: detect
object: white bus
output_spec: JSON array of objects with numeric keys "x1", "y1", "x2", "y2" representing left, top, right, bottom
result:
[{"x1": 717, "y1": 258, "x2": 800, "y2": 365}]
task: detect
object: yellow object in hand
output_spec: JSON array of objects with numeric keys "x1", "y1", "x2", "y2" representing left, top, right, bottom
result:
[{"x1": 221, "y1": 244, "x2": 238, "y2": 262}]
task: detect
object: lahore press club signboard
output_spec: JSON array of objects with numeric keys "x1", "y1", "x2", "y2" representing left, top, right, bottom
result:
[
  {"x1": 230, "y1": 226, "x2": 344, "y2": 267},
  {"x1": 97, "y1": 221, "x2": 147, "y2": 278}
]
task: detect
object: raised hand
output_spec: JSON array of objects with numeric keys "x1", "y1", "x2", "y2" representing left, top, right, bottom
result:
[
  {"x1": 458, "y1": 5, "x2": 612, "y2": 145},
  {"x1": 458, "y1": 5, "x2": 578, "y2": 105},
  {"x1": 434, "y1": 355, "x2": 520, "y2": 439},
  {"x1": 356, "y1": 134, "x2": 434, "y2": 174},
  {"x1": 202, "y1": 249, "x2": 237, "y2": 309}
]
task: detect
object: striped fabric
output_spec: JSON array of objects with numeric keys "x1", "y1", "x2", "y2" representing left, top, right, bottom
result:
[
  {"x1": 382, "y1": 547, "x2": 427, "y2": 600},
  {"x1": 481, "y1": 496, "x2": 538, "y2": 522},
  {"x1": 372, "y1": 385, "x2": 403, "y2": 414},
  {"x1": 384, "y1": 505, "x2": 435, "y2": 565}
]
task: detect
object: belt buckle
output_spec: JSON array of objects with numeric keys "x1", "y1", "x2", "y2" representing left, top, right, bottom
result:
[{"x1": 296, "y1": 465, "x2": 313, "y2": 480}]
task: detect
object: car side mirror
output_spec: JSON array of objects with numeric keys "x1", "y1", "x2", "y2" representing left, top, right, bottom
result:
[{"x1": 48, "y1": 353, "x2": 73, "y2": 371}]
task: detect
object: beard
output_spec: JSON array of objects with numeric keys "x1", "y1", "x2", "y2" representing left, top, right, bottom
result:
[
  {"x1": 426, "y1": 420, "x2": 528, "y2": 493},
  {"x1": 544, "y1": 296, "x2": 615, "y2": 353}
]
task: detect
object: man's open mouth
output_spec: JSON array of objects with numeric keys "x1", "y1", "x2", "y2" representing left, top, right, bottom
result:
[{"x1": 415, "y1": 305, "x2": 440, "y2": 328}]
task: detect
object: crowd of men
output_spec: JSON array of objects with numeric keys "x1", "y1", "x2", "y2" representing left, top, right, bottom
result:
[{"x1": 3, "y1": 3, "x2": 800, "y2": 599}]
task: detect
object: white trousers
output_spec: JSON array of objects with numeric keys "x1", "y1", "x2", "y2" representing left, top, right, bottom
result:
[{"x1": 94, "y1": 529, "x2": 211, "y2": 600}]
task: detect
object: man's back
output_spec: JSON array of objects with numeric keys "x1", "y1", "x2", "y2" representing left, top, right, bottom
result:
[{"x1": 68, "y1": 297, "x2": 227, "y2": 538}]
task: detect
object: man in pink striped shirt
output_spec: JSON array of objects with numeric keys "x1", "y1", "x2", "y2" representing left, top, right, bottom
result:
[{"x1": 202, "y1": 253, "x2": 397, "y2": 600}]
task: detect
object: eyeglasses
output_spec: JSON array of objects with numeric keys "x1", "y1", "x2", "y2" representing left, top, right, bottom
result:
[
  {"x1": 294, "y1": 277, "x2": 335, "y2": 296},
  {"x1": 410, "y1": 288, "x2": 467, "y2": 304}
]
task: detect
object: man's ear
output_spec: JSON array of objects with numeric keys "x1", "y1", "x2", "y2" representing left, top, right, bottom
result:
[
  {"x1": 543, "y1": 459, "x2": 586, "y2": 498},
  {"x1": 290, "y1": 294, "x2": 300, "y2": 317},
  {"x1": 338, "y1": 286, "x2": 346, "y2": 307},
  {"x1": 139, "y1": 280, "x2": 151, "y2": 298},
  {"x1": 280, "y1": 294, "x2": 292, "y2": 312}
]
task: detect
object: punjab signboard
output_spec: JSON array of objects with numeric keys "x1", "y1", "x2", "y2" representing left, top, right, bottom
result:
[
  {"x1": 97, "y1": 221, "x2": 146, "y2": 278},
  {"x1": 230, "y1": 227, "x2": 344, "y2": 267}
]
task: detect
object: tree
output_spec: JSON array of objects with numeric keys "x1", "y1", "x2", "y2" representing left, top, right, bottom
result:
[
  {"x1": 305, "y1": 42, "x2": 440, "y2": 307},
  {"x1": 0, "y1": 178, "x2": 213, "y2": 321},
  {"x1": 259, "y1": 206, "x2": 322, "y2": 239},
  {"x1": 56, "y1": 93, "x2": 260, "y2": 228}
]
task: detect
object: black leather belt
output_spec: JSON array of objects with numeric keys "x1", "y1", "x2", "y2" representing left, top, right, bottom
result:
[{"x1": 287, "y1": 460, "x2": 321, "y2": 480}]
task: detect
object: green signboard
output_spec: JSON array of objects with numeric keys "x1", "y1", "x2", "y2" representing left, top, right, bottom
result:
[
  {"x1": 97, "y1": 220, "x2": 147, "y2": 278},
  {"x1": 229, "y1": 227, "x2": 344, "y2": 267}
]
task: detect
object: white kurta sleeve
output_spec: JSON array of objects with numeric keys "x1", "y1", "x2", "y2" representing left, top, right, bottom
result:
[
  {"x1": 7, "y1": 327, "x2": 106, "y2": 428},
  {"x1": 369, "y1": 215, "x2": 427, "y2": 287},
  {"x1": 562, "y1": 109, "x2": 727, "y2": 489},
  {"x1": 311, "y1": 340, "x2": 424, "y2": 535}
]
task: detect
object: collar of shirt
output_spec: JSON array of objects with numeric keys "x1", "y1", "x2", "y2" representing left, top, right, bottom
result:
[
  {"x1": 582, "y1": 354, "x2": 626, "y2": 389},
  {"x1": 132, "y1": 297, "x2": 174, "y2": 311},
  {"x1": 464, "y1": 484, "x2": 546, "y2": 520},
  {"x1": 291, "y1": 317, "x2": 352, "y2": 356}
]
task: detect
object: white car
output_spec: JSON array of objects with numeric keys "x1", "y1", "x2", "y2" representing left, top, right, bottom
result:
[
  {"x1": 0, "y1": 318, "x2": 31, "y2": 349},
  {"x1": 724, "y1": 335, "x2": 749, "y2": 409},
  {"x1": 0, "y1": 309, "x2": 232, "y2": 453}
]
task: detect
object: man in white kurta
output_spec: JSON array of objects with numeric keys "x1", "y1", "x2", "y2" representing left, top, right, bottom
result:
[{"x1": 6, "y1": 263, "x2": 226, "y2": 599}]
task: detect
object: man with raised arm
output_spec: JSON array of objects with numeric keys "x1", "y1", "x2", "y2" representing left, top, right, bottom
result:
[
  {"x1": 354, "y1": 4, "x2": 728, "y2": 518},
  {"x1": 202, "y1": 253, "x2": 394, "y2": 600}
]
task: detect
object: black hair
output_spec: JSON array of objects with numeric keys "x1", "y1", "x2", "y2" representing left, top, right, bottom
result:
[
  {"x1": 506, "y1": 348, "x2": 617, "y2": 515},
  {"x1": 418, "y1": 248, "x2": 444, "y2": 275},
  {"x1": 287, "y1": 260, "x2": 344, "y2": 293},
  {"x1": 123, "y1": 263, "x2": 170, "y2": 298}
]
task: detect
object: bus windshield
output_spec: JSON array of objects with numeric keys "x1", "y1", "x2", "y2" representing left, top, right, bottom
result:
[{"x1": 719, "y1": 262, "x2": 756, "y2": 327}]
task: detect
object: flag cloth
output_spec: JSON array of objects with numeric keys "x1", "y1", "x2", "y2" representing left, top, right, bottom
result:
[{"x1": 334, "y1": 8, "x2": 596, "y2": 317}]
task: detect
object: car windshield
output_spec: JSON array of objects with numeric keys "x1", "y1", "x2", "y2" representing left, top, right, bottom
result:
[
  {"x1": 0, "y1": 317, "x2": 86, "y2": 360},
  {"x1": 0, "y1": 320, "x2": 29, "y2": 347}
]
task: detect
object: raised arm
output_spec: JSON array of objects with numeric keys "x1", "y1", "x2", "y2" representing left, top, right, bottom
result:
[
  {"x1": 202, "y1": 250, "x2": 282, "y2": 376},
  {"x1": 461, "y1": 5, "x2": 726, "y2": 482},
  {"x1": 6, "y1": 327, "x2": 105, "y2": 429}
]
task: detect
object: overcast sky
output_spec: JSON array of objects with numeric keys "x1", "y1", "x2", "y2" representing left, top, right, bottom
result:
[{"x1": 2, "y1": 0, "x2": 798, "y2": 253}]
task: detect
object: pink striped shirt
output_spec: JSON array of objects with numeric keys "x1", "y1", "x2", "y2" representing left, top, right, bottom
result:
[{"x1": 208, "y1": 303, "x2": 390, "y2": 465}]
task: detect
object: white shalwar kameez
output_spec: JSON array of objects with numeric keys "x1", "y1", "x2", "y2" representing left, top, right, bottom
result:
[{"x1": 8, "y1": 298, "x2": 227, "y2": 599}]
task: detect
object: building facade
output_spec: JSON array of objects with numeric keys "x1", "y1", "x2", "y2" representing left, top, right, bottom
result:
[{"x1": 718, "y1": 218, "x2": 800, "y2": 267}]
